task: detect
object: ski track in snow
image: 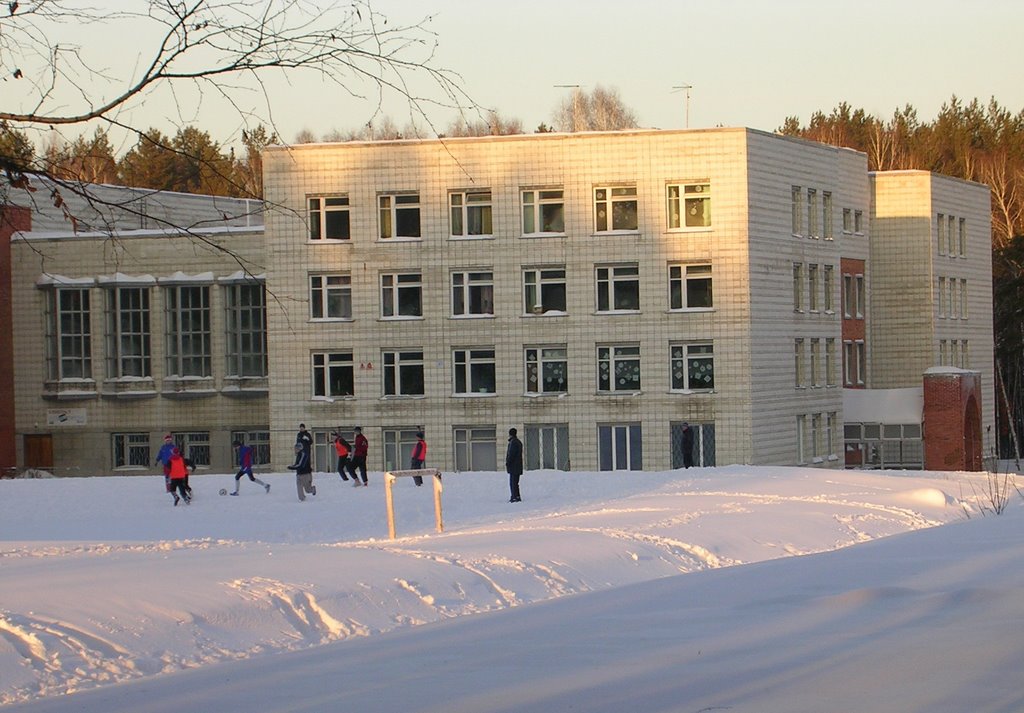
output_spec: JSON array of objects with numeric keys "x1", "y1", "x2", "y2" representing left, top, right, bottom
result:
[{"x1": 0, "y1": 480, "x2": 968, "y2": 705}]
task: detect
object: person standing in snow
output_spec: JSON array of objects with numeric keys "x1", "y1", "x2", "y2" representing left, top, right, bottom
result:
[
  {"x1": 154, "y1": 433, "x2": 176, "y2": 493},
  {"x1": 332, "y1": 431, "x2": 352, "y2": 481},
  {"x1": 347, "y1": 426, "x2": 369, "y2": 486},
  {"x1": 410, "y1": 431, "x2": 427, "y2": 486},
  {"x1": 167, "y1": 447, "x2": 191, "y2": 506},
  {"x1": 505, "y1": 427, "x2": 523, "y2": 503},
  {"x1": 296, "y1": 423, "x2": 313, "y2": 455},
  {"x1": 287, "y1": 443, "x2": 316, "y2": 501},
  {"x1": 230, "y1": 440, "x2": 270, "y2": 496}
]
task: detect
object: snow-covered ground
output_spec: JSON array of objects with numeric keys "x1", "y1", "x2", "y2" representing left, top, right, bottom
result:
[{"x1": 3, "y1": 464, "x2": 1024, "y2": 712}]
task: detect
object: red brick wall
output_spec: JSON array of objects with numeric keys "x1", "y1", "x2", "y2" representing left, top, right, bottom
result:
[
  {"x1": 923, "y1": 371, "x2": 983, "y2": 471},
  {"x1": 0, "y1": 206, "x2": 31, "y2": 473}
]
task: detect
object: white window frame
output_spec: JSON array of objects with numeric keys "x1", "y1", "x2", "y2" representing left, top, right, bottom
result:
[
  {"x1": 808, "y1": 264, "x2": 819, "y2": 312},
  {"x1": 793, "y1": 263, "x2": 804, "y2": 312},
  {"x1": 597, "y1": 344, "x2": 641, "y2": 393},
  {"x1": 450, "y1": 189, "x2": 493, "y2": 238},
  {"x1": 381, "y1": 272, "x2": 423, "y2": 319},
  {"x1": 452, "y1": 270, "x2": 494, "y2": 317},
  {"x1": 596, "y1": 264, "x2": 640, "y2": 313},
  {"x1": 826, "y1": 338, "x2": 837, "y2": 387},
  {"x1": 525, "y1": 346, "x2": 568, "y2": 395},
  {"x1": 792, "y1": 186, "x2": 804, "y2": 236},
  {"x1": 112, "y1": 432, "x2": 150, "y2": 469},
  {"x1": 105, "y1": 286, "x2": 150, "y2": 379},
  {"x1": 670, "y1": 343, "x2": 715, "y2": 392},
  {"x1": 842, "y1": 208, "x2": 853, "y2": 234},
  {"x1": 823, "y1": 191, "x2": 833, "y2": 240},
  {"x1": 669, "y1": 263, "x2": 713, "y2": 311},
  {"x1": 379, "y1": 193, "x2": 421, "y2": 240},
  {"x1": 382, "y1": 350, "x2": 425, "y2": 397},
  {"x1": 958, "y1": 218, "x2": 966, "y2": 257},
  {"x1": 807, "y1": 188, "x2": 819, "y2": 239},
  {"x1": 810, "y1": 338, "x2": 821, "y2": 387},
  {"x1": 598, "y1": 423, "x2": 643, "y2": 471},
  {"x1": 453, "y1": 348, "x2": 497, "y2": 396},
  {"x1": 854, "y1": 209, "x2": 864, "y2": 234},
  {"x1": 224, "y1": 281, "x2": 267, "y2": 378},
  {"x1": 523, "y1": 267, "x2": 567, "y2": 315},
  {"x1": 165, "y1": 284, "x2": 211, "y2": 378},
  {"x1": 308, "y1": 195, "x2": 350, "y2": 241},
  {"x1": 823, "y1": 265, "x2": 835, "y2": 312},
  {"x1": 666, "y1": 182, "x2": 711, "y2": 230},
  {"x1": 310, "y1": 274, "x2": 352, "y2": 321},
  {"x1": 46, "y1": 286, "x2": 93, "y2": 381},
  {"x1": 594, "y1": 185, "x2": 638, "y2": 233},
  {"x1": 453, "y1": 426, "x2": 497, "y2": 472},
  {"x1": 312, "y1": 351, "x2": 354, "y2": 399},
  {"x1": 795, "y1": 338, "x2": 806, "y2": 388},
  {"x1": 522, "y1": 188, "x2": 566, "y2": 236}
]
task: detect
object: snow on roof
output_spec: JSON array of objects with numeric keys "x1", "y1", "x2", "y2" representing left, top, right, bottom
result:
[{"x1": 843, "y1": 387, "x2": 923, "y2": 424}]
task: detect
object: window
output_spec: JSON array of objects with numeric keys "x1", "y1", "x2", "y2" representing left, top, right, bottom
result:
[
  {"x1": 670, "y1": 421, "x2": 716, "y2": 468},
  {"x1": 937, "y1": 213, "x2": 946, "y2": 255},
  {"x1": 958, "y1": 218, "x2": 966, "y2": 256},
  {"x1": 46, "y1": 287, "x2": 92, "y2": 381},
  {"x1": 525, "y1": 346, "x2": 568, "y2": 394},
  {"x1": 379, "y1": 193, "x2": 421, "y2": 239},
  {"x1": 812, "y1": 413, "x2": 823, "y2": 458},
  {"x1": 795, "y1": 339, "x2": 806, "y2": 387},
  {"x1": 381, "y1": 273, "x2": 422, "y2": 318},
  {"x1": 165, "y1": 285, "x2": 211, "y2": 377},
  {"x1": 823, "y1": 192, "x2": 833, "y2": 240},
  {"x1": 670, "y1": 343, "x2": 714, "y2": 391},
  {"x1": 960, "y1": 279, "x2": 968, "y2": 318},
  {"x1": 937, "y1": 276, "x2": 946, "y2": 317},
  {"x1": 453, "y1": 427, "x2": 497, "y2": 471},
  {"x1": 383, "y1": 428, "x2": 422, "y2": 472},
  {"x1": 105, "y1": 287, "x2": 150, "y2": 378},
  {"x1": 810, "y1": 338, "x2": 821, "y2": 387},
  {"x1": 842, "y1": 208, "x2": 853, "y2": 233},
  {"x1": 523, "y1": 267, "x2": 567, "y2": 314},
  {"x1": 796, "y1": 415, "x2": 807, "y2": 464},
  {"x1": 597, "y1": 345, "x2": 641, "y2": 392},
  {"x1": 383, "y1": 350, "x2": 425, "y2": 396},
  {"x1": 808, "y1": 264, "x2": 819, "y2": 312},
  {"x1": 308, "y1": 196, "x2": 350, "y2": 241},
  {"x1": 844, "y1": 341, "x2": 856, "y2": 385},
  {"x1": 843, "y1": 274, "x2": 864, "y2": 319},
  {"x1": 826, "y1": 338, "x2": 837, "y2": 386},
  {"x1": 454, "y1": 348, "x2": 496, "y2": 395},
  {"x1": 793, "y1": 263, "x2": 804, "y2": 311},
  {"x1": 522, "y1": 189, "x2": 565, "y2": 235},
  {"x1": 667, "y1": 182, "x2": 711, "y2": 229},
  {"x1": 947, "y1": 215, "x2": 956, "y2": 255},
  {"x1": 669, "y1": 264, "x2": 713, "y2": 310},
  {"x1": 826, "y1": 412, "x2": 837, "y2": 458},
  {"x1": 112, "y1": 433, "x2": 149, "y2": 468},
  {"x1": 451, "y1": 190, "x2": 493, "y2": 237},
  {"x1": 225, "y1": 282, "x2": 267, "y2": 378},
  {"x1": 312, "y1": 352, "x2": 354, "y2": 398},
  {"x1": 310, "y1": 274, "x2": 352, "y2": 320},
  {"x1": 807, "y1": 188, "x2": 819, "y2": 238},
  {"x1": 823, "y1": 265, "x2": 834, "y2": 312},
  {"x1": 176, "y1": 431, "x2": 210, "y2": 466},
  {"x1": 596, "y1": 264, "x2": 640, "y2": 312},
  {"x1": 231, "y1": 430, "x2": 271, "y2": 467},
  {"x1": 854, "y1": 210, "x2": 864, "y2": 234},
  {"x1": 855, "y1": 274, "x2": 865, "y2": 317},
  {"x1": 594, "y1": 186, "x2": 637, "y2": 232},
  {"x1": 791, "y1": 186, "x2": 804, "y2": 235},
  {"x1": 525, "y1": 424, "x2": 570, "y2": 470},
  {"x1": 452, "y1": 271, "x2": 494, "y2": 317},
  {"x1": 598, "y1": 423, "x2": 642, "y2": 471},
  {"x1": 947, "y1": 278, "x2": 957, "y2": 319},
  {"x1": 856, "y1": 341, "x2": 866, "y2": 384}
]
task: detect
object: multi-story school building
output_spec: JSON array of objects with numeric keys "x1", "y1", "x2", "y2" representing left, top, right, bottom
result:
[{"x1": 1, "y1": 128, "x2": 993, "y2": 476}]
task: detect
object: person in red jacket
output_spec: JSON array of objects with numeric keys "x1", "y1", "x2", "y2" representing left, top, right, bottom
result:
[
  {"x1": 410, "y1": 431, "x2": 427, "y2": 486},
  {"x1": 347, "y1": 426, "x2": 369, "y2": 486},
  {"x1": 331, "y1": 431, "x2": 352, "y2": 481},
  {"x1": 168, "y1": 448, "x2": 191, "y2": 506}
]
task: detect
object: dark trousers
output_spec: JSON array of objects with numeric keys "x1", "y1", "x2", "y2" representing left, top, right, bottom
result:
[
  {"x1": 411, "y1": 458, "x2": 424, "y2": 486},
  {"x1": 509, "y1": 472, "x2": 521, "y2": 501},
  {"x1": 337, "y1": 456, "x2": 350, "y2": 479},
  {"x1": 170, "y1": 479, "x2": 189, "y2": 500},
  {"x1": 348, "y1": 455, "x2": 367, "y2": 484}
]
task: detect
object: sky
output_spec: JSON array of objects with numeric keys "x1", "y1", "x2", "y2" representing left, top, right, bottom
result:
[
  {"x1": 13, "y1": 0, "x2": 1024, "y2": 151},
  {"x1": 3, "y1": 464, "x2": 1024, "y2": 711}
]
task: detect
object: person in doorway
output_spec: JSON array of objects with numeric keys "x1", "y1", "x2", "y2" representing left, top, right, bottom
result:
[
  {"x1": 332, "y1": 431, "x2": 352, "y2": 481},
  {"x1": 167, "y1": 447, "x2": 191, "y2": 506},
  {"x1": 347, "y1": 426, "x2": 369, "y2": 486},
  {"x1": 410, "y1": 431, "x2": 427, "y2": 486},
  {"x1": 681, "y1": 422, "x2": 695, "y2": 469},
  {"x1": 505, "y1": 427, "x2": 523, "y2": 503},
  {"x1": 231, "y1": 440, "x2": 270, "y2": 495},
  {"x1": 287, "y1": 443, "x2": 316, "y2": 501}
]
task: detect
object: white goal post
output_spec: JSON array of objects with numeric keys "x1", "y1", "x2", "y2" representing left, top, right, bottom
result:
[{"x1": 383, "y1": 469, "x2": 443, "y2": 540}]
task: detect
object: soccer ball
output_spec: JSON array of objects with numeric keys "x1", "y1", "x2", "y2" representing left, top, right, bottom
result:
[{"x1": 219, "y1": 488, "x2": 228, "y2": 496}]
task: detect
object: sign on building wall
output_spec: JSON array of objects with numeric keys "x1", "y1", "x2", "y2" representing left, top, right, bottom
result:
[{"x1": 46, "y1": 409, "x2": 87, "y2": 426}]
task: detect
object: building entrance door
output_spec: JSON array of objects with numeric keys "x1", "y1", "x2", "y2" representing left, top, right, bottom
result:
[{"x1": 24, "y1": 434, "x2": 53, "y2": 469}]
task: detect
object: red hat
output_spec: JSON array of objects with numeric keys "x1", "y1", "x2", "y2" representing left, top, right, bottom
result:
[{"x1": 164, "y1": 434, "x2": 173, "y2": 440}]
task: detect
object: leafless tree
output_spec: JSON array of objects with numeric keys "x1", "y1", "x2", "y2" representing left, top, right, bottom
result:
[
  {"x1": 444, "y1": 111, "x2": 523, "y2": 137},
  {"x1": 552, "y1": 85, "x2": 639, "y2": 133},
  {"x1": 0, "y1": 0, "x2": 472, "y2": 240}
]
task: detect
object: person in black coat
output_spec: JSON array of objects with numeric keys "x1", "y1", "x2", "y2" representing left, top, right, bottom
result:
[
  {"x1": 681, "y1": 422, "x2": 695, "y2": 468},
  {"x1": 505, "y1": 427, "x2": 523, "y2": 502}
]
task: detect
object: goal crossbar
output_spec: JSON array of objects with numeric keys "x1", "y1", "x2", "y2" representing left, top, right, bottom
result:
[{"x1": 383, "y1": 469, "x2": 443, "y2": 540}]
